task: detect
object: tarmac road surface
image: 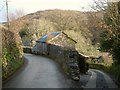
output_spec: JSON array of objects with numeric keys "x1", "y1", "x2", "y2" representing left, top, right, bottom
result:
[
  {"x1": 3, "y1": 53, "x2": 118, "y2": 89},
  {"x1": 3, "y1": 53, "x2": 81, "y2": 88},
  {"x1": 81, "y1": 69, "x2": 118, "y2": 88}
]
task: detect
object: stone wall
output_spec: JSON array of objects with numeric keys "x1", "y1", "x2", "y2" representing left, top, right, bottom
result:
[{"x1": 48, "y1": 44, "x2": 80, "y2": 79}]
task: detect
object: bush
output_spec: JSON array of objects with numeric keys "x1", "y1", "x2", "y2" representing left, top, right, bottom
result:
[
  {"x1": 19, "y1": 26, "x2": 30, "y2": 38},
  {"x1": 2, "y1": 29, "x2": 23, "y2": 81},
  {"x1": 110, "y1": 64, "x2": 120, "y2": 83},
  {"x1": 100, "y1": 2, "x2": 120, "y2": 64}
]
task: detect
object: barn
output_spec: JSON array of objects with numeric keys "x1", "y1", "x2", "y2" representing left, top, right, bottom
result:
[
  {"x1": 32, "y1": 31, "x2": 77, "y2": 55},
  {"x1": 32, "y1": 31, "x2": 89, "y2": 80}
]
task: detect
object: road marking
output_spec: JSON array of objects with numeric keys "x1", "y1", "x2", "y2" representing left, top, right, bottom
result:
[
  {"x1": 85, "y1": 70, "x2": 96, "y2": 88},
  {"x1": 93, "y1": 69, "x2": 118, "y2": 88}
]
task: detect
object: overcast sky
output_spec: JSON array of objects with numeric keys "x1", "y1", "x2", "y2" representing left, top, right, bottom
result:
[{"x1": 0, "y1": 0, "x2": 109, "y2": 22}]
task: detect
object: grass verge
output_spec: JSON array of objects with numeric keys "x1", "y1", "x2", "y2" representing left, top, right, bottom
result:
[{"x1": 89, "y1": 63, "x2": 120, "y2": 87}]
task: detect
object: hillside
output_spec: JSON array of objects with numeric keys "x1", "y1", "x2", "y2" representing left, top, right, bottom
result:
[{"x1": 9, "y1": 9, "x2": 104, "y2": 56}]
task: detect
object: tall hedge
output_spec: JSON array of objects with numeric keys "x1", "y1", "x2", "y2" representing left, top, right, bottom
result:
[{"x1": 2, "y1": 26, "x2": 23, "y2": 81}]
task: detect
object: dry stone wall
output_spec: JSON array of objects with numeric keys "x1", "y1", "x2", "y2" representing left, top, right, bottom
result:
[{"x1": 48, "y1": 44, "x2": 80, "y2": 80}]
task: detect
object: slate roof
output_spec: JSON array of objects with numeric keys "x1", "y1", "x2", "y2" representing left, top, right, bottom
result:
[
  {"x1": 36, "y1": 32, "x2": 61, "y2": 43},
  {"x1": 36, "y1": 31, "x2": 77, "y2": 43}
]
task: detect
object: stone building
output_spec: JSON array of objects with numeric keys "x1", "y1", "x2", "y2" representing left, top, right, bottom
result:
[
  {"x1": 32, "y1": 31, "x2": 77, "y2": 55},
  {"x1": 32, "y1": 32, "x2": 81, "y2": 80},
  {"x1": 32, "y1": 31, "x2": 89, "y2": 80}
]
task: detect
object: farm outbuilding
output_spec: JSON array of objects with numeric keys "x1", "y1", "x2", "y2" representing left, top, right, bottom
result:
[
  {"x1": 32, "y1": 31, "x2": 77, "y2": 55},
  {"x1": 32, "y1": 31, "x2": 89, "y2": 80}
]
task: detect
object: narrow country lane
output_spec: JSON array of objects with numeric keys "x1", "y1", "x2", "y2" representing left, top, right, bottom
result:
[
  {"x1": 81, "y1": 69, "x2": 118, "y2": 88},
  {"x1": 3, "y1": 53, "x2": 118, "y2": 89},
  {"x1": 3, "y1": 54, "x2": 81, "y2": 88}
]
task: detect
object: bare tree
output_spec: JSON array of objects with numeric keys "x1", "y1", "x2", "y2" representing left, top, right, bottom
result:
[
  {"x1": 9, "y1": 9, "x2": 25, "y2": 21},
  {"x1": 89, "y1": 0, "x2": 108, "y2": 11},
  {"x1": 46, "y1": 10, "x2": 73, "y2": 31},
  {"x1": 89, "y1": 0, "x2": 120, "y2": 34}
]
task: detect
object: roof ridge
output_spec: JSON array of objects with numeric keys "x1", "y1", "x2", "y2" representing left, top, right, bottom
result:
[{"x1": 36, "y1": 31, "x2": 77, "y2": 43}]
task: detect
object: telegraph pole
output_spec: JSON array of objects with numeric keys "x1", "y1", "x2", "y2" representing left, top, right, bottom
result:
[{"x1": 5, "y1": 0, "x2": 9, "y2": 29}]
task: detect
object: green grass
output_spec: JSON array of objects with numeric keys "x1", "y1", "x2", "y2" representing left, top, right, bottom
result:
[
  {"x1": 2, "y1": 58, "x2": 24, "y2": 81},
  {"x1": 89, "y1": 63, "x2": 110, "y2": 72},
  {"x1": 2, "y1": 46, "x2": 24, "y2": 81},
  {"x1": 12, "y1": 58, "x2": 24, "y2": 71}
]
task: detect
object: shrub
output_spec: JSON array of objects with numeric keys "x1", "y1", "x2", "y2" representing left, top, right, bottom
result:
[{"x1": 2, "y1": 29, "x2": 23, "y2": 81}]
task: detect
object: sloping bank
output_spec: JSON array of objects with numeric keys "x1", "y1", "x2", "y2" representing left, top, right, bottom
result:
[{"x1": 1, "y1": 25, "x2": 24, "y2": 82}]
